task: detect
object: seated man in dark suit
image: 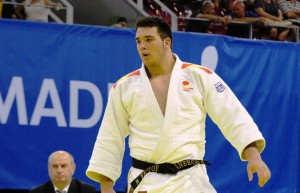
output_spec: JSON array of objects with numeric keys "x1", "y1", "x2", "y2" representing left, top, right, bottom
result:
[{"x1": 30, "y1": 150, "x2": 96, "y2": 193}]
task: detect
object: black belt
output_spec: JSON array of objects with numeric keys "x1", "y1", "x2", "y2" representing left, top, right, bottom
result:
[{"x1": 129, "y1": 158, "x2": 211, "y2": 193}]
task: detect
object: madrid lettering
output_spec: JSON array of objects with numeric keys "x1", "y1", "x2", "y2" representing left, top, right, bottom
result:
[{"x1": 0, "y1": 76, "x2": 104, "y2": 128}]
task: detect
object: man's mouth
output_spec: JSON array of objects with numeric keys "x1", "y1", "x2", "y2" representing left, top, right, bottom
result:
[{"x1": 142, "y1": 52, "x2": 149, "y2": 57}]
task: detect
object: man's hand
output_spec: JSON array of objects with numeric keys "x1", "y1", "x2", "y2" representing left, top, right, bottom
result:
[
  {"x1": 247, "y1": 157, "x2": 271, "y2": 187},
  {"x1": 243, "y1": 142, "x2": 271, "y2": 187}
]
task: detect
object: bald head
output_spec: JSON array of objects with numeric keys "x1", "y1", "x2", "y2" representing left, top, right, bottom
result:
[
  {"x1": 233, "y1": 0, "x2": 245, "y2": 6},
  {"x1": 48, "y1": 150, "x2": 74, "y2": 165},
  {"x1": 48, "y1": 150, "x2": 76, "y2": 190},
  {"x1": 232, "y1": 0, "x2": 246, "y2": 18}
]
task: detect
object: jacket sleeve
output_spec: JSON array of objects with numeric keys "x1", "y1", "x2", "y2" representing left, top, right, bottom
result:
[
  {"x1": 86, "y1": 85, "x2": 130, "y2": 183},
  {"x1": 202, "y1": 71, "x2": 265, "y2": 161}
]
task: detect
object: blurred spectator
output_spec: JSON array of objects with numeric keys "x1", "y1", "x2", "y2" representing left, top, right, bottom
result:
[
  {"x1": 278, "y1": 0, "x2": 300, "y2": 19},
  {"x1": 232, "y1": 0, "x2": 267, "y2": 23},
  {"x1": 1, "y1": 0, "x2": 17, "y2": 19},
  {"x1": 253, "y1": 0, "x2": 290, "y2": 40},
  {"x1": 253, "y1": 0, "x2": 283, "y2": 21},
  {"x1": 228, "y1": 0, "x2": 267, "y2": 38},
  {"x1": 15, "y1": 0, "x2": 62, "y2": 22},
  {"x1": 214, "y1": 0, "x2": 236, "y2": 15},
  {"x1": 185, "y1": 0, "x2": 231, "y2": 34},
  {"x1": 185, "y1": 7, "x2": 210, "y2": 32},
  {"x1": 111, "y1": 16, "x2": 128, "y2": 28}
]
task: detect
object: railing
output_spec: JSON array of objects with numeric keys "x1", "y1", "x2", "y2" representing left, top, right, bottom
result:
[
  {"x1": 2, "y1": 0, "x2": 73, "y2": 24},
  {"x1": 126, "y1": 0, "x2": 178, "y2": 31},
  {"x1": 126, "y1": 0, "x2": 299, "y2": 42},
  {"x1": 181, "y1": 17, "x2": 299, "y2": 42},
  {"x1": 126, "y1": 0, "x2": 148, "y2": 17}
]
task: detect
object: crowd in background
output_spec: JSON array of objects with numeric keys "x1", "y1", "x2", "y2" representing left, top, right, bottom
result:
[
  {"x1": 0, "y1": 0, "x2": 61, "y2": 22},
  {"x1": 1, "y1": 0, "x2": 299, "y2": 42},
  {"x1": 144, "y1": 0, "x2": 300, "y2": 42}
]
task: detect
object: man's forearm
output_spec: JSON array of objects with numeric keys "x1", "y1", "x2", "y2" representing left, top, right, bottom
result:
[
  {"x1": 99, "y1": 175, "x2": 115, "y2": 192},
  {"x1": 243, "y1": 142, "x2": 262, "y2": 161}
]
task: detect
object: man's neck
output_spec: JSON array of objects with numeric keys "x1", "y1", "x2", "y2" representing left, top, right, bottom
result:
[
  {"x1": 146, "y1": 54, "x2": 176, "y2": 78},
  {"x1": 54, "y1": 182, "x2": 71, "y2": 191}
]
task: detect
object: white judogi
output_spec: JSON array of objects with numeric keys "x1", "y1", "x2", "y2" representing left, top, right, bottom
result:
[{"x1": 86, "y1": 54, "x2": 265, "y2": 193}]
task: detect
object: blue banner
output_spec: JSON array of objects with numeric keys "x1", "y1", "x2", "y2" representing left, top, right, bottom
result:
[{"x1": 0, "y1": 19, "x2": 299, "y2": 192}]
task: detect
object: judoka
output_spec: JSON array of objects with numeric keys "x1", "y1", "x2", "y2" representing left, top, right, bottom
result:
[{"x1": 86, "y1": 16, "x2": 271, "y2": 193}]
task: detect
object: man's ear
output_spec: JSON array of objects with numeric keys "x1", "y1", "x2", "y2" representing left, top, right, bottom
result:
[
  {"x1": 164, "y1": 38, "x2": 172, "y2": 47},
  {"x1": 72, "y1": 163, "x2": 76, "y2": 175}
]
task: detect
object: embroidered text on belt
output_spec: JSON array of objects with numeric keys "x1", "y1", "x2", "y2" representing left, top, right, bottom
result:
[{"x1": 129, "y1": 158, "x2": 211, "y2": 193}]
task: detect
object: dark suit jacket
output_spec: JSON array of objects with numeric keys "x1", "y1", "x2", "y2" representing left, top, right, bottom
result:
[{"x1": 29, "y1": 179, "x2": 96, "y2": 193}]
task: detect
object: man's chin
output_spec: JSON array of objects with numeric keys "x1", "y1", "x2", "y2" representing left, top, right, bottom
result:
[{"x1": 54, "y1": 177, "x2": 67, "y2": 183}]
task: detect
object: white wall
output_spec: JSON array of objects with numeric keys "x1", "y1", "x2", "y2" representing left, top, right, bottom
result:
[{"x1": 67, "y1": 0, "x2": 143, "y2": 27}]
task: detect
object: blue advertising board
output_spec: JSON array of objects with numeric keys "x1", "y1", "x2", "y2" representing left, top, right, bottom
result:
[{"x1": 0, "y1": 19, "x2": 299, "y2": 192}]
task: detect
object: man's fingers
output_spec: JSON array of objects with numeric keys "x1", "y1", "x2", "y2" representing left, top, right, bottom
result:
[
  {"x1": 257, "y1": 165, "x2": 271, "y2": 187},
  {"x1": 247, "y1": 157, "x2": 271, "y2": 187},
  {"x1": 257, "y1": 169, "x2": 265, "y2": 186},
  {"x1": 247, "y1": 162, "x2": 271, "y2": 187},
  {"x1": 247, "y1": 166, "x2": 254, "y2": 181}
]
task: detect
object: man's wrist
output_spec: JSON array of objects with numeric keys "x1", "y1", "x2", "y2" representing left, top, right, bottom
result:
[{"x1": 243, "y1": 142, "x2": 262, "y2": 160}]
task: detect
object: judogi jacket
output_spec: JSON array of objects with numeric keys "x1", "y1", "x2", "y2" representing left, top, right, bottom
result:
[{"x1": 86, "y1": 54, "x2": 265, "y2": 189}]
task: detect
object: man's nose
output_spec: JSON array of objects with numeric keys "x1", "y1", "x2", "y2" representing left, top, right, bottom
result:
[
  {"x1": 139, "y1": 42, "x2": 146, "y2": 50},
  {"x1": 57, "y1": 166, "x2": 63, "y2": 172}
]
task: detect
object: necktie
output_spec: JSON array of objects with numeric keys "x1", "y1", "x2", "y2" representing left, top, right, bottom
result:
[{"x1": 56, "y1": 190, "x2": 66, "y2": 193}]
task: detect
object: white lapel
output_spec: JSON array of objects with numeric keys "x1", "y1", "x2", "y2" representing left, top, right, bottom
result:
[
  {"x1": 146, "y1": 54, "x2": 182, "y2": 161},
  {"x1": 140, "y1": 65, "x2": 165, "y2": 130}
]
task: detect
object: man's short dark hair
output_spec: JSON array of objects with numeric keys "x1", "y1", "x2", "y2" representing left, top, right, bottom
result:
[
  {"x1": 136, "y1": 16, "x2": 173, "y2": 47},
  {"x1": 117, "y1": 17, "x2": 128, "y2": 23}
]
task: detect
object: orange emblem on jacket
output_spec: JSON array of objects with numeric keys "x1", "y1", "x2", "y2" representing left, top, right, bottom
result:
[
  {"x1": 182, "y1": 80, "x2": 193, "y2": 91},
  {"x1": 182, "y1": 63, "x2": 212, "y2": 74},
  {"x1": 113, "y1": 70, "x2": 140, "y2": 88}
]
